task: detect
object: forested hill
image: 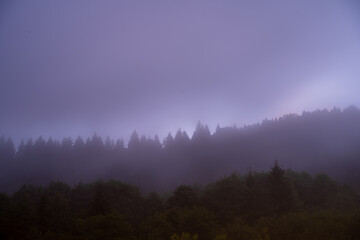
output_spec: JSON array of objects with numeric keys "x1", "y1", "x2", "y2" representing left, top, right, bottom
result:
[
  {"x1": 0, "y1": 165, "x2": 359, "y2": 239},
  {"x1": 1, "y1": 106, "x2": 360, "y2": 193}
]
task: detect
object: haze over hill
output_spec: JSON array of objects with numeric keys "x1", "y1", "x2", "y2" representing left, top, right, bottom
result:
[
  {"x1": 2, "y1": 1, "x2": 360, "y2": 238},
  {"x1": 1, "y1": 107, "x2": 359, "y2": 193},
  {"x1": 1, "y1": 0, "x2": 360, "y2": 143}
]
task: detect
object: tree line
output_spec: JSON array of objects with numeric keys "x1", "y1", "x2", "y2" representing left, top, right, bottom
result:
[{"x1": 1, "y1": 106, "x2": 360, "y2": 193}]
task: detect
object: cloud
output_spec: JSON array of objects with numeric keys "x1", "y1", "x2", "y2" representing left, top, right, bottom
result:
[{"x1": 0, "y1": 0, "x2": 360, "y2": 143}]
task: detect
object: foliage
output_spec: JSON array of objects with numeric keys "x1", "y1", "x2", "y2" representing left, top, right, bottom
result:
[
  {"x1": 74, "y1": 212, "x2": 133, "y2": 240},
  {"x1": 167, "y1": 185, "x2": 198, "y2": 209},
  {"x1": 2, "y1": 108, "x2": 360, "y2": 194},
  {"x1": 0, "y1": 166, "x2": 359, "y2": 239},
  {"x1": 170, "y1": 232, "x2": 198, "y2": 240}
]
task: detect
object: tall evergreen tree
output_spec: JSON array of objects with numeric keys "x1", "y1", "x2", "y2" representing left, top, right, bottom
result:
[
  {"x1": 163, "y1": 133, "x2": 174, "y2": 150},
  {"x1": 128, "y1": 131, "x2": 140, "y2": 149},
  {"x1": 268, "y1": 161, "x2": 294, "y2": 212}
]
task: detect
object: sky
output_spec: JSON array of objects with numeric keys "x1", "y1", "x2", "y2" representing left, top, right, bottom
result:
[{"x1": 1, "y1": 0, "x2": 360, "y2": 144}]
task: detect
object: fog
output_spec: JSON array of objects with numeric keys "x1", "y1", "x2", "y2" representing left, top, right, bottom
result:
[
  {"x1": 0, "y1": 107, "x2": 359, "y2": 193},
  {"x1": 1, "y1": 0, "x2": 360, "y2": 143}
]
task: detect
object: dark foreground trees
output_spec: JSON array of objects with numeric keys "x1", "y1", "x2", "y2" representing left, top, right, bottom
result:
[{"x1": 0, "y1": 163, "x2": 359, "y2": 240}]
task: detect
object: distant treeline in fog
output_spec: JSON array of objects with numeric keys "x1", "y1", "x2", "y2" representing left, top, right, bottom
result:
[
  {"x1": 0, "y1": 163, "x2": 359, "y2": 239},
  {"x1": 1, "y1": 106, "x2": 360, "y2": 193}
]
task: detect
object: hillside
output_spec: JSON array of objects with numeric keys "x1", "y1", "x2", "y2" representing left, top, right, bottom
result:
[
  {"x1": 0, "y1": 165, "x2": 359, "y2": 239},
  {"x1": 0, "y1": 107, "x2": 360, "y2": 193}
]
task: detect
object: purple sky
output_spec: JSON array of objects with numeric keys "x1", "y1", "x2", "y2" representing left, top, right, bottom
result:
[{"x1": 1, "y1": 0, "x2": 360, "y2": 143}]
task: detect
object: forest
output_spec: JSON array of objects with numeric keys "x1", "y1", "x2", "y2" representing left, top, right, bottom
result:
[
  {"x1": 1, "y1": 107, "x2": 360, "y2": 193},
  {"x1": 2, "y1": 1, "x2": 360, "y2": 239},
  {"x1": 1, "y1": 107, "x2": 360, "y2": 239},
  {"x1": 0, "y1": 162, "x2": 359, "y2": 240}
]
